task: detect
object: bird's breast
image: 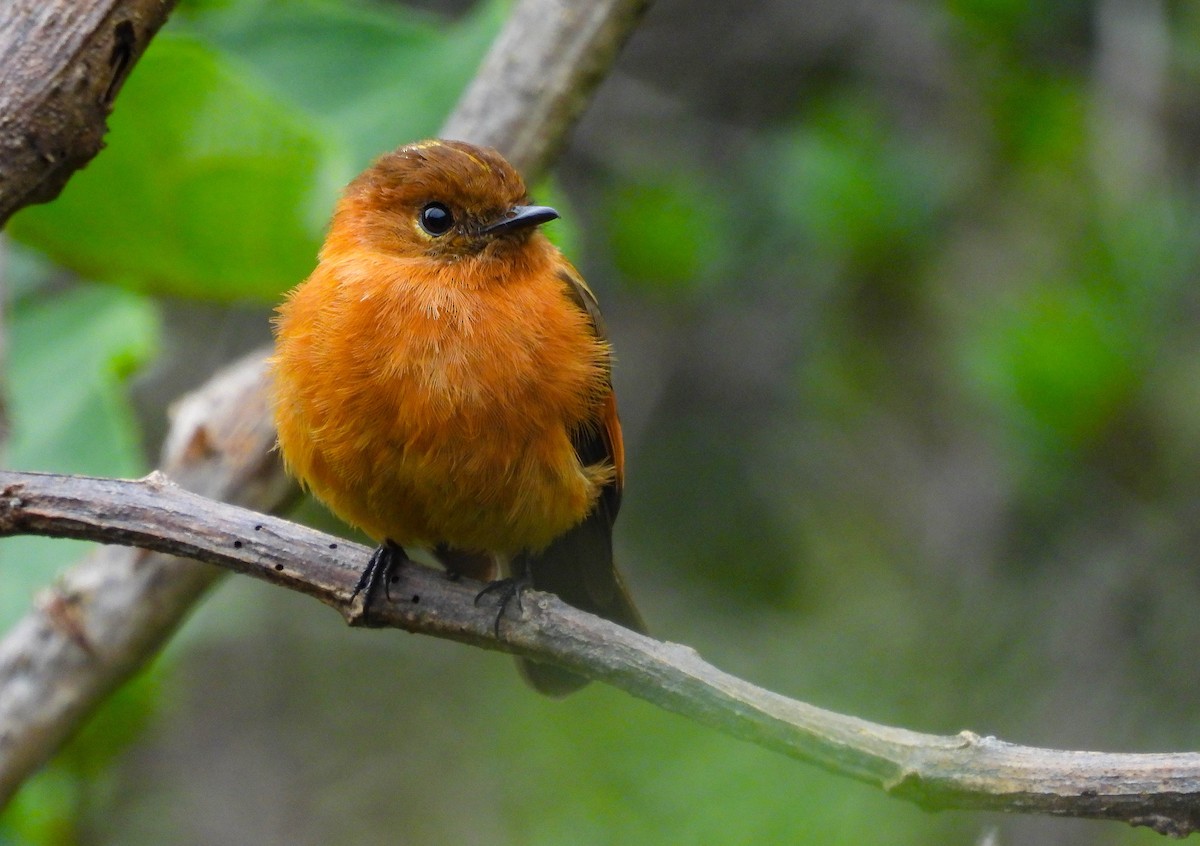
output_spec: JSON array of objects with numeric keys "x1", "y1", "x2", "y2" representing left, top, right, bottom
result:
[{"x1": 272, "y1": 253, "x2": 609, "y2": 551}]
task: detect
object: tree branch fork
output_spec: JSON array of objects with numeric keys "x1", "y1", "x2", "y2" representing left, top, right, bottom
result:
[{"x1": 2, "y1": 469, "x2": 1199, "y2": 836}]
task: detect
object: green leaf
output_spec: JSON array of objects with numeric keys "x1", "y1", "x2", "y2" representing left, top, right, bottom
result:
[
  {"x1": 7, "y1": 2, "x2": 507, "y2": 305},
  {"x1": 0, "y1": 280, "x2": 159, "y2": 625},
  {"x1": 7, "y1": 35, "x2": 333, "y2": 302},
  {"x1": 8, "y1": 288, "x2": 158, "y2": 475},
  {"x1": 178, "y1": 0, "x2": 507, "y2": 167}
]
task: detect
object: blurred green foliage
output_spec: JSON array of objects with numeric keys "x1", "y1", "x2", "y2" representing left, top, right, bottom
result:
[
  {"x1": 0, "y1": 662, "x2": 159, "y2": 845},
  {"x1": 604, "y1": 171, "x2": 728, "y2": 296},
  {"x1": 2, "y1": 264, "x2": 159, "y2": 620},
  {"x1": 3, "y1": 0, "x2": 1200, "y2": 844},
  {"x1": 769, "y1": 97, "x2": 950, "y2": 276}
]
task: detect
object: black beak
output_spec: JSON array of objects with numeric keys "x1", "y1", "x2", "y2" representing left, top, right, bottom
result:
[{"x1": 480, "y1": 204, "x2": 559, "y2": 236}]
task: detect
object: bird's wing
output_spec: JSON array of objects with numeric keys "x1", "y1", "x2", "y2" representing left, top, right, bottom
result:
[
  {"x1": 555, "y1": 265, "x2": 624, "y2": 496},
  {"x1": 513, "y1": 265, "x2": 647, "y2": 696}
]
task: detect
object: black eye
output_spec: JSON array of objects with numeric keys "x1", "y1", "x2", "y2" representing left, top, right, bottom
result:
[{"x1": 418, "y1": 202, "x2": 454, "y2": 236}]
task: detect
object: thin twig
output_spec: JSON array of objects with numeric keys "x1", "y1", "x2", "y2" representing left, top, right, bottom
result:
[{"x1": 2, "y1": 469, "x2": 1199, "y2": 839}]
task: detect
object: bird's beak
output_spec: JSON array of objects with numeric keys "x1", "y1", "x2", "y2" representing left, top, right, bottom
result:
[{"x1": 480, "y1": 204, "x2": 559, "y2": 236}]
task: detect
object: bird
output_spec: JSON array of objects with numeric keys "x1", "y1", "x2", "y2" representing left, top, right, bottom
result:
[{"x1": 269, "y1": 138, "x2": 646, "y2": 695}]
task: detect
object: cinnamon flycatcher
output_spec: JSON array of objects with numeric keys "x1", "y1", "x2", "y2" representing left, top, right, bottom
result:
[{"x1": 270, "y1": 139, "x2": 645, "y2": 695}]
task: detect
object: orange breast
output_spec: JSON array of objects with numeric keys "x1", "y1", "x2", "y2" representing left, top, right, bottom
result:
[{"x1": 270, "y1": 240, "x2": 612, "y2": 554}]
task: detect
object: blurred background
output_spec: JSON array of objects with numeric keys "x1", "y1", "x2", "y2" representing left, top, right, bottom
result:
[{"x1": 3, "y1": 0, "x2": 1200, "y2": 842}]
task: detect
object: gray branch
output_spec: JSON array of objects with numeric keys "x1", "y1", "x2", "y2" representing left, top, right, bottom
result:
[
  {"x1": 442, "y1": 0, "x2": 652, "y2": 178},
  {"x1": 1, "y1": 469, "x2": 1198, "y2": 839}
]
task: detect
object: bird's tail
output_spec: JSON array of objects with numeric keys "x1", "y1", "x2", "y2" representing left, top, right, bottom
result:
[{"x1": 511, "y1": 507, "x2": 646, "y2": 696}]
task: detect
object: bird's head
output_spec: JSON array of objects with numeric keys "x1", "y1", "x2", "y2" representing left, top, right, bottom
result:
[{"x1": 329, "y1": 139, "x2": 559, "y2": 263}]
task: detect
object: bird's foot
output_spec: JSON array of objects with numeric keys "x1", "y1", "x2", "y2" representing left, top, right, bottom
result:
[
  {"x1": 474, "y1": 573, "x2": 532, "y2": 638},
  {"x1": 351, "y1": 540, "x2": 408, "y2": 624}
]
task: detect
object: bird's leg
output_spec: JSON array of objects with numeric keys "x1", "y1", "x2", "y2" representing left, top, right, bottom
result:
[
  {"x1": 474, "y1": 571, "x2": 533, "y2": 638},
  {"x1": 351, "y1": 539, "x2": 409, "y2": 623}
]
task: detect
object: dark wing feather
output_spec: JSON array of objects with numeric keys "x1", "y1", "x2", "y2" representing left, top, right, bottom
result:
[{"x1": 515, "y1": 267, "x2": 647, "y2": 696}]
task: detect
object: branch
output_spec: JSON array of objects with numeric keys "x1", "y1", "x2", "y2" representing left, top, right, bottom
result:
[
  {"x1": 0, "y1": 0, "x2": 176, "y2": 227},
  {"x1": 0, "y1": 0, "x2": 655, "y2": 810},
  {"x1": 2, "y1": 470, "x2": 1199, "y2": 838},
  {"x1": 442, "y1": 0, "x2": 652, "y2": 178},
  {"x1": 0, "y1": 353, "x2": 283, "y2": 807}
]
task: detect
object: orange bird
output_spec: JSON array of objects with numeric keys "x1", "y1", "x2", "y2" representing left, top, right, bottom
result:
[{"x1": 270, "y1": 139, "x2": 645, "y2": 695}]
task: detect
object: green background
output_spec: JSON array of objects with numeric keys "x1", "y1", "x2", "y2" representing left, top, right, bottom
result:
[{"x1": 4, "y1": 0, "x2": 1200, "y2": 843}]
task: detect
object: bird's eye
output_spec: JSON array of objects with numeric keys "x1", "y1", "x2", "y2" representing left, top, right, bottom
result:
[{"x1": 418, "y1": 202, "x2": 454, "y2": 236}]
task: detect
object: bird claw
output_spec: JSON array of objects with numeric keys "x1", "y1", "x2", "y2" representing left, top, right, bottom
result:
[
  {"x1": 474, "y1": 574, "x2": 531, "y2": 637},
  {"x1": 351, "y1": 540, "x2": 407, "y2": 624}
]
